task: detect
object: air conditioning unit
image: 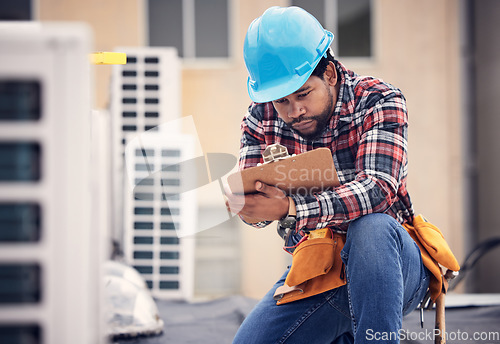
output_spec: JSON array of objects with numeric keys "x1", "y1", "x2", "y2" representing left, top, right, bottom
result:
[
  {"x1": 111, "y1": 47, "x2": 197, "y2": 300},
  {"x1": 0, "y1": 23, "x2": 105, "y2": 343},
  {"x1": 123, "y1": 133, "x2": 196, "y2": 300},
  {"x1": 110, "y1": 47, "x2": 181, "y2": 248}
]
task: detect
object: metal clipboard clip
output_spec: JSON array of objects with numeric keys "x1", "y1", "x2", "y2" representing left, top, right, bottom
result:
[{"x1": 259, "y1": 143, "x2": 296, "y2": 165}]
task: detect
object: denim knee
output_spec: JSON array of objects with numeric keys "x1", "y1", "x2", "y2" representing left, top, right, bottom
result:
[{"x1": 341, "y1": 213, "x2": 403, "y2": 262}]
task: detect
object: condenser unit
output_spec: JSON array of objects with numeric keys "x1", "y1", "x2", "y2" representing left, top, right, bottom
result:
[{"x1": 0, "y1": 22, "x2": 104, "y2": 344}]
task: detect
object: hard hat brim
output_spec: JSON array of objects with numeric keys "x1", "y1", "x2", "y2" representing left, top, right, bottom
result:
[{"x1": 247, "y1": 73, "x2": 310, "y2": 103}]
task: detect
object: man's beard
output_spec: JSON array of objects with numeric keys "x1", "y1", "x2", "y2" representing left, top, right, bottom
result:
[{"x1": 286, "y1": 88, "x2": 335, "y2": 141}]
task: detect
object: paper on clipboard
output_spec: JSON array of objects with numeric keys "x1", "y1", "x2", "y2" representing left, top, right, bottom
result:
[{"x1": 227, "y1": 147, "x2": 340, "y2": 196}]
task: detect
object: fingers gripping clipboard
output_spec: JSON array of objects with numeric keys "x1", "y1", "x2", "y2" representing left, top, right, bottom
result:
[{"x1": 227, "y1": 144, "x2": 340, "y2": 196}]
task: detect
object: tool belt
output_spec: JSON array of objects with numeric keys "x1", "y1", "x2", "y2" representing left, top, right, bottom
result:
[
  {"x1": 273, "y1": 228, "x2": 346, "y2": 305},
  {"x1": 403, "y1": 214, "x2": 460, "y2": 302},
  {"x1": 273, "y1": 214, "x2": 460, "y2": 305}
]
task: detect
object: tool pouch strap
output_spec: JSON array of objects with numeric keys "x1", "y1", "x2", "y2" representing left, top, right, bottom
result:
[
  {"x1": 403, "y1": 214, "x2": 460, "y2": 302},
  {"x1": 274, "y1": 231, "x2": 346, "y2": 305}
]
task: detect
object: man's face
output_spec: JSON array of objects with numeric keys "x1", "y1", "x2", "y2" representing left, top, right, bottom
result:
[{"x1": 272, "y1": 63, "x2": 338, "y2": 140}]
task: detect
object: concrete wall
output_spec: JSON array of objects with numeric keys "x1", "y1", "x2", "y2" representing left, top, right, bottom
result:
[
  {"x1": 39, "y1": 0, "x2": 466, "y2": 298},
  {"x1": 474, "y1": 0, "x2": 500, "y2": 293}
]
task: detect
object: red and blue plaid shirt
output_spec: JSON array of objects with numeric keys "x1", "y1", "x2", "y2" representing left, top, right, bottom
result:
[{"x1": 238, "y1": 60, "x2": 414, "y2": 248}]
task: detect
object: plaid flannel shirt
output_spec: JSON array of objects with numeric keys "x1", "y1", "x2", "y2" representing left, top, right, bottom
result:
[{"x1": 238, "y1": 60, "x2": 414, "y2": 250}]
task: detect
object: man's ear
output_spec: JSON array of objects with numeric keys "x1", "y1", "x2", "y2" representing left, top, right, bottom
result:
[{"x1": 324, "y1": 61, "x2": 338, "y2": 86}]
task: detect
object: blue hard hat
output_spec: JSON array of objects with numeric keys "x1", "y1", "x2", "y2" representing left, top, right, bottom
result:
[{"x1": 243, "y1": 6, "x2": 334, "y2": 103}]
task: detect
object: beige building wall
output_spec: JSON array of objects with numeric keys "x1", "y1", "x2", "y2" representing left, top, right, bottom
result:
[
  {"x1": 39, "y1": 0, "x2": 146, "y2": 108},
  {"x1": 370, "y1": 0, "x2": 464, "y2": 272},
  {"x1": 39, "y1": 0, "x2": 465, "y2": 299}
]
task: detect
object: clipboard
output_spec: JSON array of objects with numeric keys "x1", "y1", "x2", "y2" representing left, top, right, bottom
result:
[{"x1": 227, "y1": 146, "x2": 340, "y2": 196}]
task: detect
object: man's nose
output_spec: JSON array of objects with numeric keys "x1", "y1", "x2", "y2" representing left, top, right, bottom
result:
[{"x1": 288, "y1": 102, "x2": 305, "y2": 119}]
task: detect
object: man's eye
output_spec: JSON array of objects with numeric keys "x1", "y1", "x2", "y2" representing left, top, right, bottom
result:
[
  {"x1": 275, "y1": 98, "x2": 287, "y2": 104},
  {"x1": 298, "y1": 91, "x2": 311, "y2": 98}
]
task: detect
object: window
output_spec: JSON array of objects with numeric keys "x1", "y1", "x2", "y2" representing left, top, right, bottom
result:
[
  {"x1": 148, "y1": 0, "x2": 231, "y2": 59},
  {"x1": 290, "y1": 0, "x2": 372, "y2": 57}
]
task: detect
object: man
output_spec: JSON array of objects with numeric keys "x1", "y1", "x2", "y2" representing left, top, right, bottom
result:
[{"x1": 226, "y1": 6, "x2": 430, "y2": 344}]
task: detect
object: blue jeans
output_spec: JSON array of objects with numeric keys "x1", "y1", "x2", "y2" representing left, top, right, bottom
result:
[{"x1": 233, "y1": 213, "x2": 430, "y2": 344}]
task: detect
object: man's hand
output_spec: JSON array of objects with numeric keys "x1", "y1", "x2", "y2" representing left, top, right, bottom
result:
[{"x1": 225, "y1": 181, "x2": 289, "y2": 222}]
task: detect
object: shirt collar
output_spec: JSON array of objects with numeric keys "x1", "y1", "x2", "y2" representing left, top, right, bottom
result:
[{"x1": 329, "y1": 60, "x2": 355, "y2": 130}]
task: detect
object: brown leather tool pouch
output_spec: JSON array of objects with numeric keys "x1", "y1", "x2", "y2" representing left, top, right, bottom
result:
[
  {"x1": 274, "y1": 231, "x2": 346, "y2": 305},
  {"x1": 403, "y1": 214, "x2": 460, "y2": 302}
]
